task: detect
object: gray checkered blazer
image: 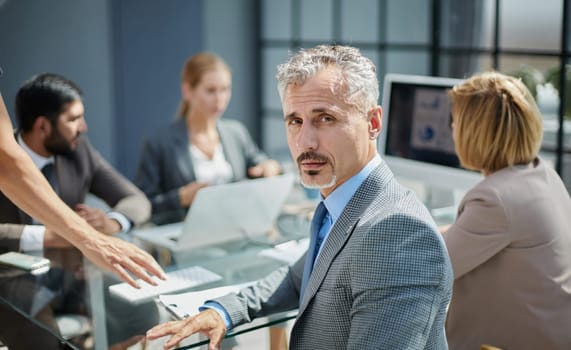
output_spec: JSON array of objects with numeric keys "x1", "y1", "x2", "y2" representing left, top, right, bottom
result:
[{"x1": 215, "y1": 161, "x2": 453, "y2": 349}]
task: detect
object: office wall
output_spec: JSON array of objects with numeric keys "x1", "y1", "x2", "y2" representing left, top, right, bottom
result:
[
  {"x1": 0, "y1": 0, "x2": 115, "y2": 161},
  {"x1": 202, "y1": 0, "x2": 259, "y2": 142},
  {"x1": 112, "y1": 0, "x2": 203, "y2": 178}
]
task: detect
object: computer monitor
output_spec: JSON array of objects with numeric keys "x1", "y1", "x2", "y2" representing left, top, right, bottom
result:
[{"x1": 378, "y1": 73, "x2": 483, "y2": 192}]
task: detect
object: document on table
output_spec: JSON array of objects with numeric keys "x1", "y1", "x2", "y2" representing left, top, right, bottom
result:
[
  {"x1": 158, "y1": 282, "x2": 256, "y2": 320},
  {"x1": 257, "y1": 238, "x2": 310, "y2": 265}
]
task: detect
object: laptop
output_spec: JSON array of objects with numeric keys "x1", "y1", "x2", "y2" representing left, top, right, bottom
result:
[{"x1": 132, "y1": 173, "x2": 295, "y2": 252}]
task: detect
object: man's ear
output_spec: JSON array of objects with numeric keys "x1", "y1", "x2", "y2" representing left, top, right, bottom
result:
[
  {"x1": 33, "y1": 116, "x2": 52, "y2": 136},
  {"x1": 367, "y1": 106, "x2": 383, "y2": 140}
]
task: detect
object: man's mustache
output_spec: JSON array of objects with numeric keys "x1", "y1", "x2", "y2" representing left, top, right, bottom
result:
[
  {"x1": 296, "y1": 152, "x2": 330, "y2": 165},
  {"x1": 72, "y1": 132, "x2": 84, "y2": 141}
]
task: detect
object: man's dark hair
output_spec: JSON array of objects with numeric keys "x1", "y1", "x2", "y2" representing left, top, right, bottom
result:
[{"x1": 15, "y1": 73, "x2": 83, "y2": 132}]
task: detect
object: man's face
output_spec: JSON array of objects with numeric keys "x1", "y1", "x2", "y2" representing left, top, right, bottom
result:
[
  {"x1": 44, "y1": 100, "x2": 87, "y2": 155},
  {"x1": 282, "y1": 68, "x2": 381, "y2": 197}
]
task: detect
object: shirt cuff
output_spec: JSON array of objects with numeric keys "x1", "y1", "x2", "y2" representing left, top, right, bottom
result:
[
  {"x1": 20, "y1": 225, "x2": 46, "y2": 252},
  {"x1": 199, "y1": 301, "x2": 233, "y2": 330},
  {"x1": 106, "y1": 211, "x2": 132, "y2": 234}
]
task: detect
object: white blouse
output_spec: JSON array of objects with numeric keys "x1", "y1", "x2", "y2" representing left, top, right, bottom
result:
[{"x1": 189, "y1": 143, "x2": 233, "y2": 185}]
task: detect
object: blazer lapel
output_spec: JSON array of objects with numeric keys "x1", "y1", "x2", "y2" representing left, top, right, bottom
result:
[
  {"x1": 173, "y1": 119, "x2": 195, "y2": 181},
  {"x1": 217, "y1": 122, "x2": 241, "y2": 180},
  {"x1": 296, "y1": 163, "x2": 394, "y2": 316},
  {"x1": 298, "y1": 217, "x2": 360, "y2": 314},
  {"x1": 55, "y1": 155, "x2": 77, "y2": 205}
]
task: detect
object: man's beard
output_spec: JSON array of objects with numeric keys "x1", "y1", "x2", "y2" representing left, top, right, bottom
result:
[
  {"x1": 300, "y1": 173, "x2": 337, "y2": 189},
  {"x1": 297, "y1": 151, "x2": 337, "y2": 189},
  {"x1": 44, "y1": 128, "x2": 76, "y2": 156}
]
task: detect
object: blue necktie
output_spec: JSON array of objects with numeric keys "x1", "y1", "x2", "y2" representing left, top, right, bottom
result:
[
  {"x1": 313, "y1": 208, "x2": 332, "y2": 268},
  {"x1": 299, "y1": 202, "x2": 331, "y2": 304}
]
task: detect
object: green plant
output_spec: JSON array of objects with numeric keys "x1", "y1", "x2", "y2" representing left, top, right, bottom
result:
[
  {"x1": 511, "y1": 65, "x2": 544, "y2": 100},
  {"x1": 545, "y1": 65, "x2": 571, "y2": 119}
]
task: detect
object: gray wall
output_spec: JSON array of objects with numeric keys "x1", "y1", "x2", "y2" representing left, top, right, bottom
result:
[
  {"x1": 0, "y1": 0, "x2": 115, "y2": 161},
  {"x1": 112, "y1": 0, "x2": 203, "y2": 178},
  {"x1": 202, "y1": 0, "x2": 259, "y2": 141}
]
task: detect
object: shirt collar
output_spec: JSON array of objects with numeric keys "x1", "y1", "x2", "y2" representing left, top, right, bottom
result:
[
  {"x1": 322, "y1": 154, "x2": 381, "y2": 223},
  {"x1": 17, "y1": 133, "x2": 54, "y2": 170}
]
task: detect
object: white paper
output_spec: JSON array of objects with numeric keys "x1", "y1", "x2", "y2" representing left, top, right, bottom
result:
[
  {"x1": 158, "y1": 282, "x2": 255, "y2": 319},
  {"x1": 257, "y1": 238, "x2": 309, "y2": 265}
]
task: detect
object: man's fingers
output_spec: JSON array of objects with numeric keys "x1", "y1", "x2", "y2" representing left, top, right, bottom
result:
[
  {"x1": 145, "y1": 311, "x2": 226, "y2": 350},
  {"x1": 164, "y1": 334, "x2": 186, "y2": 349},
  {"x1": 146, "y1": 316, "x2": 210, "y2": 349},
  {"x1": 146, "y1": 321, "x2": 191, "y2": 349},
  {"x1": 202, "y1": 310, "x2": 226, "y2": 349},
  {"x1": 146, "y1": 320, "x2": 178, "y2": 340},
  {"x1": 207, "y1": 329, "x2": 225, "y2": 350},
  {"x1": 163, "y1": 321, "x2": 202, "y2": 349}
]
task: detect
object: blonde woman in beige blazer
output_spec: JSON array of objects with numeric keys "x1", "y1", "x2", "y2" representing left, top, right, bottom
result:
[{"x1": 443, "y1": 71, "x2": 571, "y2": 350}]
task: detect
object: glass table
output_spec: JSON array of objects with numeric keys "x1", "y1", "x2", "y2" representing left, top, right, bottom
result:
[
  {"x1": 0, "y1": 250, "x2": 84, "y2": 350},
  {"x1": 0, "y1": 201, "x2": 313, "y2": 350},
  {"x1": 0, "y1": 182, "x2": 457, "y2": 350}
]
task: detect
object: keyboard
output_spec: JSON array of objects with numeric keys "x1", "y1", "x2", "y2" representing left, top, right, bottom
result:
[{"x1": 108, "y1": 265, "x2": 223, "y2": 304}]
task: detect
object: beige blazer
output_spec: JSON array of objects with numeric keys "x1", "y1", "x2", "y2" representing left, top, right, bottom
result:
[{"x1": 444, "y1": 157, "x2": 571, "y2": 350}]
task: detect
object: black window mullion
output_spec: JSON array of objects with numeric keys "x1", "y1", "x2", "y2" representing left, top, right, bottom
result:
[{"x1": 556, "y1": 0, "x2": 570, "y2": 174}]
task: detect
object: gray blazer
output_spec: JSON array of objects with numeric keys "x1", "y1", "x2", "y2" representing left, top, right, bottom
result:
[
  {"x1": 135, "y1": 118, "x2": 269, "y2": 224},
  {"x1": 214, "y1": 162, "x2": 453, "y2": 349},
  {"x1": 0, "y1": 137, "x2": 151, "y2": 253}
]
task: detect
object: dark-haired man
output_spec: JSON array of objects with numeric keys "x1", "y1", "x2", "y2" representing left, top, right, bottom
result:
[
  {"x1": 0, "y1": 73, "x2": 151, "y2": 249},
  {"x1": 0, "y1": 72, "x2": 164, "y2": 348}
]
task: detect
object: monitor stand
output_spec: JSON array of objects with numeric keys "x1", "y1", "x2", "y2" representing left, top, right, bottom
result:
[
  {"x1": 396, "y1": 177, "x2": 465, "y2": 226},
  {"x1": 424, "y1": 187, "x2": 465, "y2": 226}
]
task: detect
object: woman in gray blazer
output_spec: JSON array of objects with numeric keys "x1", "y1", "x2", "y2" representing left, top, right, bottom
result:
[
  {"x1": 135, "y1": 53, "x2": 281, "y2": 225},
  {"x1": 443, "y1": 72, "x2": 571, "y2": 350}
]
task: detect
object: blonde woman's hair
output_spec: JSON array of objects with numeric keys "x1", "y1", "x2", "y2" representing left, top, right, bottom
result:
[
  {"x1": 449, "y1": 71, "x2": 543, "y2": 173},
  {"x1": 177, "y1": 52, "x2": 231, "y2": 118}
]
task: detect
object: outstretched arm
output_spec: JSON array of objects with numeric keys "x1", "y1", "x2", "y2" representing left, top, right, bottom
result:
[{"x1": 0, "y1": 94, "x2": 165, "y2": 287}]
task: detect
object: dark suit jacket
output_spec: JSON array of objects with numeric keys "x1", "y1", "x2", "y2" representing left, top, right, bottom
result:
[
  {"x1": 214, "y1": 162, "x2": 453, "y2": 349},
  {"x1": 0, "y1": 137, "x2": 150, "y2": 253},
  {"x1": 135, "y1": 118, "x2": 270, "y2": 224}
]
